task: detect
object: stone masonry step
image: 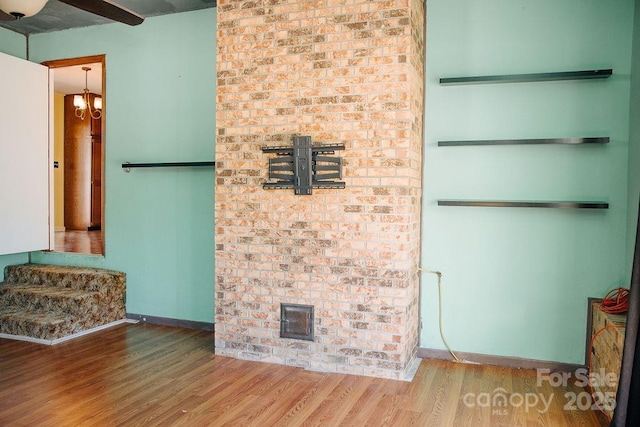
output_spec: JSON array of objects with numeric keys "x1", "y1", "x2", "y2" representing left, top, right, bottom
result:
[
  {"x1": 0, "y1": 305, "x2": 77, "y2": 341},
  {"x1": 4, "y1": 264, "x2": 126, "y2": 294},
  {"x1": 0, "y1": 263, "x2": 127, "y2": 342},
  {"x1": 0, "y1": 283, "x2": 101, "y2": 318}
]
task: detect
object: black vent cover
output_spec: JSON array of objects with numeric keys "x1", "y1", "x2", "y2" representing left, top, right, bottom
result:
[{"x1": 280, "y1": 303, "x2": 314, "y2": 341}]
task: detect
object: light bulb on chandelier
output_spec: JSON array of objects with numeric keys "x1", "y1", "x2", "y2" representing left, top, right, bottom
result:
[{"x1": 73, "y1": 67, "x2": 102, "y2": 121}]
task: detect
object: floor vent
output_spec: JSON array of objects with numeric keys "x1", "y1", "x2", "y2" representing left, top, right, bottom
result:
[{"x1": 280, "y1": 303, "x2": 314, "y2": 341}]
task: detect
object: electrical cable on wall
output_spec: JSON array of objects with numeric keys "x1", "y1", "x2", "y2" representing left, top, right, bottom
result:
[{"x1": 418, "y1": 267, "x2": 461, "y2": 363}]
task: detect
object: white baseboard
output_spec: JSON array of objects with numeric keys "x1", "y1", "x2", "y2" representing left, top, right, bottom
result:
[
  {"x1": 54, "y1": 226, "x2": 66, "y2": 232},
  {"x1": 0, "y1": 318, "x2": 138, "y2": 346}
]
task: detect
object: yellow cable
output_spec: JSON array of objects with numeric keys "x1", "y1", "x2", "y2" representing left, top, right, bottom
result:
[{"x1": 418, "y1": 267, "x2": 462, "y2": 363}]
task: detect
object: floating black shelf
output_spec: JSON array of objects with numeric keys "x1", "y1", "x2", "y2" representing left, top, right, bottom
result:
[
  {"x1": 438, "y1": 137, "x2": 610, "y2": 147},
  {"x1": 122, "y1": 161, "x2": 215, "y2": 172},
  {"x1": 439, "y1": 69, "x2": 613, "y2": 86},
  {"x1": 437, "y1": 200, "x2": 609, "y2": 209}
]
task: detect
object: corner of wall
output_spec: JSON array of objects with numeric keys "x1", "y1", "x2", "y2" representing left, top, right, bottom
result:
[
  {"x1": 0, "y1": 26, "x2": 28, "y2": 60},
  {"x1": 627, "y1": 0, "x2": 640, "y2": 282}
]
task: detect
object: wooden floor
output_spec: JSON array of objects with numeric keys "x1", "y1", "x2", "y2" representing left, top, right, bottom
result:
[
  {"x1": 0, "y1": 323, "x2": 604, "y2": 426},
  {"x1": 54, "y1": 230, "x2": 103, "y2": 255}
]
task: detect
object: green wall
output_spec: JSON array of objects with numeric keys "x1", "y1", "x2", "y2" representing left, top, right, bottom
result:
[
  {"x1": 0, "y1": 26, "x2": 25, "y2": 59},
  {"x1": 20, "y1": 9, "x2": 216, "y2": 323},
  {"x1": 2, "y1": 1, "x2": 639, "y2": 364},
  {"x1": 421, "y1": 0, "x2": 634, "y2": 364},
  {"x1": 628, "y1": 0, "x2": 640, "y2": 278}
]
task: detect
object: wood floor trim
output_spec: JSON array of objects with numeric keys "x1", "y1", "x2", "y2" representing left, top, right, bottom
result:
[
  {"x1": 126, "y1": 313, "x2": 215, "y2": 332},
  {"x1": 418, "y1": 347, "x2": 585, "y2": 372}
]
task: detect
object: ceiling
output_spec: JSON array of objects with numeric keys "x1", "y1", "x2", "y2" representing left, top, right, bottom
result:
[
  {"x1": 54, "y1": 63, "x2": 102, "y2": 95},
  {"x1": 0, "y1": 0, "x2": 216, "y2": 35}
]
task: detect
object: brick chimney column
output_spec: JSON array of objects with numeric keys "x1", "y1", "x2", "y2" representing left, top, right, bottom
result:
[{"x1": 215, "y1": 0, "x2": 425, "y2": 380}]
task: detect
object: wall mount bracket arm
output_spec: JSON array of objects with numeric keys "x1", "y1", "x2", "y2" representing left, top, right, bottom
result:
[{"x1": 262, "y1": 136, "x2": 345, "y2": 195}]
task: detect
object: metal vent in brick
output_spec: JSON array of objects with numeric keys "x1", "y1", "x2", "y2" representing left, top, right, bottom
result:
[{"x1": 280, "y1": 303, "x2": 314, "y2": 341}]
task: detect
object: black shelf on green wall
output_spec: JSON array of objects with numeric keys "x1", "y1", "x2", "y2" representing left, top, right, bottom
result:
[
  {"x1": 439, "y1": 69, "x2": 613, "y2": 86},
  {"x1": 437, "y1": 200, "x2": 609, "y2": 209},
  {"x1": 438, "y1": 137, "x2": 610, "y2": 147},
  {"x1": 121, "y1": 161, "x2": 215, "y2": 172}
]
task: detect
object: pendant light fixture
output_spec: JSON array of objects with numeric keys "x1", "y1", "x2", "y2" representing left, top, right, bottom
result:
[
  {"x1": 0, "y1": 0, "x2": 48, "y2": 19},
  {"x1": 74, "y1": 67, "x2": 102, "y2": 121}
]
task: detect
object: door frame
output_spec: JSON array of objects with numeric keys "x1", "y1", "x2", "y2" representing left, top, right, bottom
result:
[{"x1": 42, "y1": 54, "x2": 106, "y2": 255}]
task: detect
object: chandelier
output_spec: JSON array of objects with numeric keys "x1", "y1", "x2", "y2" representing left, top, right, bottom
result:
[{"x1": 74, "y1": 67, "x2": 102, "y2": 120}]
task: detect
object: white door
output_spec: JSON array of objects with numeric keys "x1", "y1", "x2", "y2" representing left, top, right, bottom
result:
[{"x1": 0, "y1": 52, "x2": 52, "y2": 255}]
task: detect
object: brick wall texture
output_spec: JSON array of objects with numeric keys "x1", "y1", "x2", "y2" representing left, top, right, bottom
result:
[{"x1": 215, "y1": 0, "x2": 425, "y2": 380}]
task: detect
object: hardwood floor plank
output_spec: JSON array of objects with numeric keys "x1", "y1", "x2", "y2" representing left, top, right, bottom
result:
[
  {"x1": 364, "y1": 393, "x2": 406, "y2": 427},
  {"x1": 0, "y1": 323, "x2": 603, "y2": 426},
  {"x1": 340, "y1": 382, "x2": 388, "y2": 425},
  {"x1": 420, "y1": 359, "x2": 466, "y2": 426},
  {"x1": 298, "y1": 374, "x2": 365, "y2": 426},
  {"x1": 273, "y1": 373, "x2": 346, "y2": 426},
  {"x1": 54, "y1": 230, "x2": 103, "y2": 255},
  {"x1": 399, "y1": 356, "x2": 439, "y2": 411}
]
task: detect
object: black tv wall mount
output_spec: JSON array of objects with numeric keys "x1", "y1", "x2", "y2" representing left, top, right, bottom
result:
[{"x1": 262, "y1": 136, "x2": 345, "y2": 195}]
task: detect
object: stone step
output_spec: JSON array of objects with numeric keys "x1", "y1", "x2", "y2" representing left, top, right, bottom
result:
[
  {"x1": 0, "y1": 305, "x2": 77, "y2": 341},
  {"x1": 3, "y1": 264, "x2": 126, "y2": 294},
  {"x1": 0, "y1": 263, "x2": 127, "y2": 342},
  {"x1": 0, "y1": 283, "x2": 102, "y2": 317}
]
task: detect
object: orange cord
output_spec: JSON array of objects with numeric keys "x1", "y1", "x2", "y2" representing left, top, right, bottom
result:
[{"x1": 600, "y1": 288, "x2": 630, "y2": 314}]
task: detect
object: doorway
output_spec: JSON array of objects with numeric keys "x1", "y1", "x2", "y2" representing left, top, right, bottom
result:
[{"x1": 42, "y1": 55, "x2": 105, "y2": 255}]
